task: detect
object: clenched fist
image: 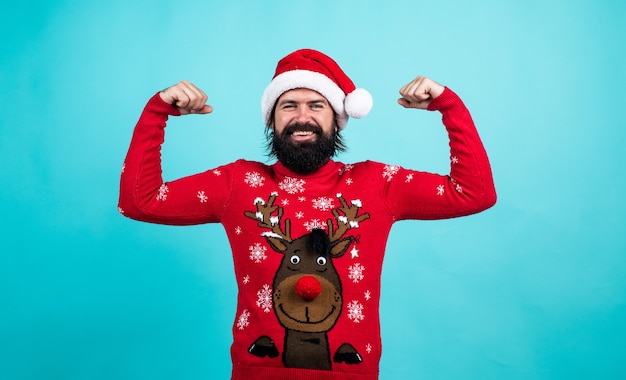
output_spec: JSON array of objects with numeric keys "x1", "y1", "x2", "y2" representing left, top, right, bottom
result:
[
  {"x1": 160, "y1": 80, "x2": 213, "y2": 115},
  {"x1": 398, "y1": 76, "x2": 445, "y2": 110}
]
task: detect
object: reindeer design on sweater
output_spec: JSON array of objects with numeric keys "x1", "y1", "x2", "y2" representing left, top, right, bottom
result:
[{"x1": 244, "y1": 192, "x2": 370, "y2": 370}]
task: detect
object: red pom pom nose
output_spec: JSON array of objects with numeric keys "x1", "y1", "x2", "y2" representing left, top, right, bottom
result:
[{"x1": 295, "y1": 275, "x2": 322, "y2": 301}]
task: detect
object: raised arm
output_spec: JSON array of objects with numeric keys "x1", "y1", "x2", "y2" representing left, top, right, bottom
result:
[
  {"x1": 383, "y1": 76, "x2": 496, "y2": 220},
  {"x1": 118, "y1": 81, "x2": 230, "y2": 225}
]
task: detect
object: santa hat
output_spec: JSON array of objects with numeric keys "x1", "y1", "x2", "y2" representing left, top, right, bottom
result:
[{"x1": 261, "y1": 49, "x2": 373, "y2": 129}]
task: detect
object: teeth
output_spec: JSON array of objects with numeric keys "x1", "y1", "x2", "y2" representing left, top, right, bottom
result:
[{"x1": 293, "y1": 131, "x2": 313, "y2": 136}]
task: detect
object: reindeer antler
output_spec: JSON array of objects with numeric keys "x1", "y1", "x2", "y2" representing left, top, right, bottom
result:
[
  {"x1": 327, "y1": 193, "x2": 370, "y2": 244},
  {"x1": 244, "y1": 192, "x2": 292, "y2": 242}
]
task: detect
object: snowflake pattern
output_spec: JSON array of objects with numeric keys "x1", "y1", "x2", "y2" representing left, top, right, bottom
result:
[
  {"x1": 364, "y1": 290, "x2": 372, "y2": 301},
  {"x1": 235, "y1": 226, "x2": 242, "y2": 235},
  {"x1": 366, "y1": 343, "x2": 372, "y2": 354},
  {"x1": 197, "y1": 191, "x2": 208, "y2": 203},
  {"x1": 237, "y1": 309, "x2": 250, "y2": 330},
  {"x1": 244, "y1": 171, "x2": 265, "y2": 188},
  {"x1": 213, "y1": 169, "x2": 221, "y2": 176},
  {"x1": 339, "y1": 164, "x2": 354, "y2": 175},
  {"x1": 249, "y1": 243, "x2": 268, "y2": 263},
  {"x1": 312, "y1": 197, "x2": 334, "y2": 211},
  {"x1": 451, "y1": 178, "x2": 463, "y2": 193},
  {"x1": 347, "y1": 300, "x2": 365, "y2": 323},
  {"x1": 281, "y1": 199, "x2": 290, "y2": 206},
  {"x1": 295, "y1": 211, "x2": 305, "y2": 219},
  {"x1": 451, "y1": 156, "x2": 459, "y2": 164},
  {"x1": 279, "y1": 177, "x2": 306, "y2": 194},
  {"x1": 118, "y1": 207, "x2": 124, "y2": 215},
  {"x1": 346, "y1": 178, "x2": 353, "y2": 185},
  {"x1": 256, "y1": 284, "x2": 273, "y2": 313},
  {"x1": 304, "y1": 219, "x2": 325, "y2": 231},
  {"x1": 298, "y1": 196, "x2": 306, "y2": 202},
  {"x1": 437, "y1": 184, "x2": 445, "y2": 196},
  {"x1": 156, "y1": 184, "x2": 169, "y2": 201},
  {"x1": 242, "y1": 275, "x2": 250, "y2": 284},
  {"x1": 405, "y1": 173, "x2": 414, "y2": 183},
  {"x1": 382, "y1": 165, "x2": 400, "y2": 182},
  {"x1": 348, "y1": 263, "x2": 365, "y2": 283}
]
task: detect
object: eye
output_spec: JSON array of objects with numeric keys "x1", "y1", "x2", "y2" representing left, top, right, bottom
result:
[
  {"x1": 316, "y1": 256, "x2": 327, "y2": 266},
  {"x1": 290, "y1": 255, "x2": 301, "y2": 265}
]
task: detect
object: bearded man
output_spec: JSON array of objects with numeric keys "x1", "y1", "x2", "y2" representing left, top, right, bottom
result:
[{"x1": 119, "y1": 49, "x2": 496, "y2": 380}]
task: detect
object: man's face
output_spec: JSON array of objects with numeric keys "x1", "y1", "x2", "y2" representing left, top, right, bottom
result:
[
  {"x1": 273, "y1": 88, "x2": 336, "y2": 141},
  {"x1": 270, "y1": 89, "x2": 338, "y2": 174}
]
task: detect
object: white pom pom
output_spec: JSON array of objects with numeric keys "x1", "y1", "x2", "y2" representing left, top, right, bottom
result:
[{"x1": 344, "y1": 88, "x2": 373, "y2": 118}]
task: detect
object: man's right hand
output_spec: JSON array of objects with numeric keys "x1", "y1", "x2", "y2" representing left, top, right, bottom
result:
[{"x1": 159, "y1": 80, "x2": 213, "y2": 115}]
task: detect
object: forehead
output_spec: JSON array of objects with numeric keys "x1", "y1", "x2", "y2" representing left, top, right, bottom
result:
[{"x1": 277, "y1": 88, "x2": 329, "y2": 103}]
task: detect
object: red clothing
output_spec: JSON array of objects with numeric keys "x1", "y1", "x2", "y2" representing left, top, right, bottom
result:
[{"x1": 119, "y1": 88, "x2": 496, "y2": 379}]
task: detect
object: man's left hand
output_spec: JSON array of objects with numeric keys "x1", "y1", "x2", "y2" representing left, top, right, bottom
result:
[{"x1": 398, "y1": 76, "x2": 445, "y2": 110}]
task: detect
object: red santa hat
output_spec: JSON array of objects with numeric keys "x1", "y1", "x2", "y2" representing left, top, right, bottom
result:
[{"x1": 261, "y1": 49, "x2": 373, "y2": 129}]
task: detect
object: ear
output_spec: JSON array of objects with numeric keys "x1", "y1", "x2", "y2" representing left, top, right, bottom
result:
[
  {"x1": 266, "y1": 236, "x2": 288, "y2": 253},
  {"x1": 330, "y1": 237, "x2": 353, "y2": 258}
]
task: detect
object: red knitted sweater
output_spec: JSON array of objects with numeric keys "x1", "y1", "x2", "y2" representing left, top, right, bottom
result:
[{"x1": 119, "y1": 88, "x2": 496, "y2": 379}]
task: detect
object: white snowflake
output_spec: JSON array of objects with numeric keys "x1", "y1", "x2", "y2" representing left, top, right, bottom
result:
[
  {"x1": 366, "y1": 343, "x2": 372, "y2": 354},
  {"x1": 348, "y1": 263, "x2": 365, "y2": 283},
  {"x1": 451, "y1": 156, "x2": 459, "y2": 164},
  {"x1": 121, "y1": 162, "x2": 125, "y2": 173},
  {"x1": 382, "y1": 165, "x2": 400, "y2": 182},
  {"x1": 213, "y1": 169, "x2": 222, "y2": 176},
  {"x1": 244, "y1": 171, "x2": 265, "y2": 188},
  {"x1": 281, "y1": 199, "x2": 290, "y2": 206},
  {"x1": 437, "y1": 184, "x2": 445, "y2": 196},
  {"x1": 156, "y1": 184, "x2": 169, "y2": 201},
  {"x1": 256, "y1": 284, "x2": 273, "y2": 313},
  {"x1": 346, "y1": 178, "x2": 353, "y2": 185},
  {"x1": 235, "y1": 226, "x2": 242, "y2": 235},
  {"x1": 279, "y1": 177, "x2": 306, "y2": 194},
  {"x1": 405, "y1": 173, "x2": 414, "y2": 183},
  {"x1": 451, "y1": 178, "x2": 463, "y2": 193},
  {"x1": 118, "y1": 207, "x2": 124, "y2": 215},
  {"x1": 298, "y1": 196, "x2": 306, "y2": 202},
  {"x1": 347, "y1": 300, "x2": 365, "y2": 323},
  {"x1": 295, "y1": 211, "x2": 305, "y2": 219},
  {"x1": 304, "y1": 219, "x2": 325, "y2": 231},
  {"x1": 312, "y1": 196, "x2": 334, "y2": 211},
  {"x1": 237, "y1": 309, "x2": 250, "y2": 330},
  {"x1": 249, "y1": 243, "x2": 268, "y2": 263},
  {"x1": 242, "y1": 275, "x2": 250, "y2": 284},
  {"x1": 340, "y1": 164, "x2": 354, "y2": 174},
  {"x1": 197, "y1": 190, "x2": 208, "y2": 203},
  {"x1": 364, "y1": 290, "x2": 371, "y2": 301}
]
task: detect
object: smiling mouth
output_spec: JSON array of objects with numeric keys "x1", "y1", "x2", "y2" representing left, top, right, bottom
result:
[
  {"x1": 279, "y1": 304, "x2": 336, "y2": 324},
  {"x1": 292, "y1": 131, "x2": 315, "y2": 137}
]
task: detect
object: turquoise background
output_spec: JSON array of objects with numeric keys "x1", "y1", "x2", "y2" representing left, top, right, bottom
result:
[{"x1": 2, "y1": 0, "x2": 625, "y2": 379}]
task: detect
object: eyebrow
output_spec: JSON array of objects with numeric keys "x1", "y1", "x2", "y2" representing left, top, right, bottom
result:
[{"x1": 278, "y1": 98, "x2": 328, "y2": 106}]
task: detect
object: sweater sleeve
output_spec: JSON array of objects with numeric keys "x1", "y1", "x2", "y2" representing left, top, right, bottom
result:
[
  {"x1": 382, "y1": 87, "x2": 496, "y2": 220},
  {"x1": 118, "y1": 93, "x2": 233, "y2": 225}
]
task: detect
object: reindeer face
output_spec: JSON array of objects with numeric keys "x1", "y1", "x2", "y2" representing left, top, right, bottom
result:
[{"x1": 271, "y1": 230, "x2": 343, "y2": 333}]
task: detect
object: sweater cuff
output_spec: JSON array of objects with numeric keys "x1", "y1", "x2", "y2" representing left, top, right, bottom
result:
[
  {"x1": 427, "y1": 87, "x2": 460, "y2": 112},
  {"x1": 146, "y1": 92, "x2": 182, "y2": 116}
]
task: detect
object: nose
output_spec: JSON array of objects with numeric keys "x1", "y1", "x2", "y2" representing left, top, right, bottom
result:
[
  {"x1": 295, "y1": 275, "x2": 322, "y2": 301},
  {"x1": 296, "y1": 106, "x2": 312, "y2": 123}
]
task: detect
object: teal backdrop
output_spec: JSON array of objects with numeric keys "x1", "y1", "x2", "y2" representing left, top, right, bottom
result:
[{"x1": 1, "y1": 1, "x2": 625, "y2": 379}]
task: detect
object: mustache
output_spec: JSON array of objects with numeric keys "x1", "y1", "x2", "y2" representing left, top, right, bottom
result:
[{"x1": 281, "y1": 122, "x2": 323, "y2": 136}]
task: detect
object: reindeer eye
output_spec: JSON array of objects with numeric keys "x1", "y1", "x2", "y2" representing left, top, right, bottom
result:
[
  {"x1": 290, "y1": 255, "x2": 301, "y2": 265},
  {"x1": 316, "y1": 256, "x2": 327, "y2": 266}
]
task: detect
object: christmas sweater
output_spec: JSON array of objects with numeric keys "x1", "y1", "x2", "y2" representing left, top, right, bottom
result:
[{"x1": 118, "y1": 88, "x2": 496, "y2": 380}]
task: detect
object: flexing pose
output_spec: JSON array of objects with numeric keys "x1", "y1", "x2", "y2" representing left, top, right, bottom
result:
[{"x1": 119, "y1": 49, "x2": 496, "y2": 379}]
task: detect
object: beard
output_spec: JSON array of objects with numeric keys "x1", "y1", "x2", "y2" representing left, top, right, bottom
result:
[{"x1": 270, "y1": 122, "x2": 337, "y2": 175}]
